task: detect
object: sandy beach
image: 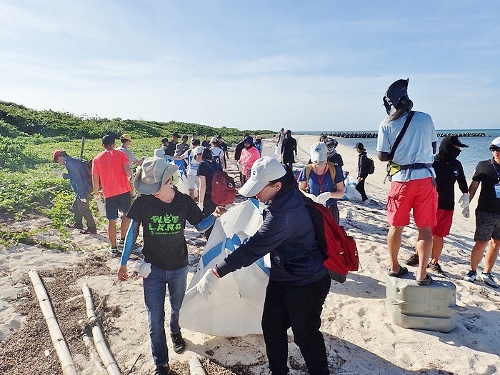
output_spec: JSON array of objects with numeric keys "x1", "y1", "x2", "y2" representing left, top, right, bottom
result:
[{"x1": 1, "y1": 135, "x2": 499, "y2": 375}]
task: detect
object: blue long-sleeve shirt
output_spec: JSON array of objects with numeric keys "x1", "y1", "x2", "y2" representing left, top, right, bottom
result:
[{"x1": 63, "y1": 156, "x2": 92, "y2": 199}]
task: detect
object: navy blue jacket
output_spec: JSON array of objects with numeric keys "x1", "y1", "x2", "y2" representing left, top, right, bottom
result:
[{"x1": 216, "y1": 189, "x2": 327, "y2": 286}]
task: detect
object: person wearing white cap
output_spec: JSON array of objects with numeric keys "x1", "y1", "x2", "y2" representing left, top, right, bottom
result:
[
  {"x1": 195, "y1": 157, "x2": 331, "y2": 375},
  {"x1": 298, "y1": 142, "x2": 345, "y2": 223},
  {"x1": 210, "y1": 136, "x2": 225, "y2": 169},
  {"x1": 117, "y1": 156, "x2": 226, "y2": 375},
  {"x1": 116, "y1": 134, "x2": 144, "y2": 170},
  {"x1": 463, "y1": 136, "x2": 500, "y2": 288},
  {"x1": 171, "y1": 139, "x2": 204, "y2": 200}
]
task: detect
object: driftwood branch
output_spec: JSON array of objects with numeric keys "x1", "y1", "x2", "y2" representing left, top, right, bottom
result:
[
  {"x1": 28, "y1": 269, "x2": 78, "y2": 375},
  {"x1": 82, "y1": 283, "x2": 121, "y2": 375}
]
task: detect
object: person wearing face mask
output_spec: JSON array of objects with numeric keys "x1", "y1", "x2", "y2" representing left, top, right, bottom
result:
[
  {"x1": 324, "y1": 137, "x2": 343, "y2": 167},
  {"x1": 237, "y1": 136, "x2": 261, "y2": 185},
  {"x1": 117, "y1": 157, "x2": 226, "y2": 375},
  {"x1": 405, "y1": 136, "x2": 469, "y2": 275},
  {"x1": 298, "y1": 142, "x2": 345, "y2": 223},
  {"x1": 377, "y1": 78, "x2": 438, "y2": 286},
  {"x1": 195, "y1": 157, "x2": 331, "y2": 375}
]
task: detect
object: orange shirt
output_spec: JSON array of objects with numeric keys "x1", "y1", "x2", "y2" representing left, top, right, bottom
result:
[{"x1": 92, "y1": 149, "x2": 131, "y2": 198}]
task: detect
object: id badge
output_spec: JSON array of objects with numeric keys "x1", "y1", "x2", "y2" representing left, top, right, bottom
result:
[{"x1": 495, "y1": 183, "x2": 500, "y2": 198}]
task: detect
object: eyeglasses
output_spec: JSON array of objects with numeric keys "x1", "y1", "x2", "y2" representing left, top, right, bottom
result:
[{"x1": 489, "y1": 146, "x2": 500, "y2": 152}]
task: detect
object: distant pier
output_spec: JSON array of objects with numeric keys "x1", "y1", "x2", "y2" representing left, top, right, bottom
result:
[{"x1": 316, "y1": 131, "x2": 487, "y2": 139}]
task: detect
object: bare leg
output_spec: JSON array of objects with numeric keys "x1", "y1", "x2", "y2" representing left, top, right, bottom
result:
[
  {"x1": 416, "y1": 226, "x2": 432, "y2": 281},
  {"x1": 388, "y1": 226, "x2": 404, "y2": 273},
  {"x1": 430, "y1": 235, "x2": 444, "y2": 264},
  {"x1": 120, "y1": 216, "x2": 130, "y2": 241},
  {"x1": 483, "y1": 238, "x2": 500, "y2": 273},
  {"x1": 108, "y1": 219, "x2": 117, "y2": 247},
  {"x1": 470, "y1": 240, "x2": 489, "y2": 271}
]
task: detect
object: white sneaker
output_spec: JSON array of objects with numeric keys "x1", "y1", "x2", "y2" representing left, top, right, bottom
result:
[
  {"x1": 463, "y1": 270, "x2": 477, "y2": 282},
  {"x1": 479, "y1": 272, "x2": 499, "y2": 288}
]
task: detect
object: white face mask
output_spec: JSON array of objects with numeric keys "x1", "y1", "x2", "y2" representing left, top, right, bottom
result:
[{"x1": 313, "y1": 160, "x2": 326, "y2": 166}]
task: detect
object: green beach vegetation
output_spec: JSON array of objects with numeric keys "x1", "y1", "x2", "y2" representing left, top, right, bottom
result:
[{"x1": 0, "y1": 100, "x2": 274, "y2": 242}]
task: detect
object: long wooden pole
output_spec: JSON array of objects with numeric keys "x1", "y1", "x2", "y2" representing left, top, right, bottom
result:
[
  {"x1": 82, "y1": 283, "x2": 121, "y2": 375},
  {"x1": 189, "y1": 356, "x2": 206, "y2": 375},
  {"x1": 28, "y1": 269, "x2": 78, "y2": 375}
]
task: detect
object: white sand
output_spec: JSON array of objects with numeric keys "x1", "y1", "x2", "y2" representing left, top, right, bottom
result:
[{"x1": 1, "y1": 135, "x2": 499, "y2": 374}]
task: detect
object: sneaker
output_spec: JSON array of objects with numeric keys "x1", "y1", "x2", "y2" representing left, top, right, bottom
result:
[
  {"x1": 109, "y1": 247, "x2": 121, "y2": 258},
  {"x1": 66, "y1": 224, "x2": 83, "y2": 230},
  {"x1": 463, "y1": 270, "x2": 477, "y2": 282},
  {"x1": 427, "y1": 262, "x2": 445, "y2": 275},
  {"x1": 154, "y1": 365, "x2": 171, "y2": 375},
  {"x1": 479, "y1": 272, "x2": 499, "y2": 288},
  {"x1": 405, "y1": 253, "x2": 419, "y2": 266},
  {"x1": 118, "y1": 239, "x2": 125, "y2": 250},
  {"x1": 171, "y1": 332, "x2": 186, "y2": 354},
  {"x1": 80, "y1": 229, "x2": 97, "y2": 235}
]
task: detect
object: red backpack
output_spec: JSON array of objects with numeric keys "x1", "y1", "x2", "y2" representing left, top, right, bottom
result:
[
  {"x1": 304, "y1": 197, "x2": 359, "y2": 283},
  {"x1": 211, "y1": 170, "x2": 237, "y2": 206}
]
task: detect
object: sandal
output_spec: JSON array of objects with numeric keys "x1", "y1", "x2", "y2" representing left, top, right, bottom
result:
[
  {"x1": 388, "y1": 266, "x2": 408, "y2": 278},
  {"x1": 416, "y1": 274, "x2": 433, "y2": 286}
]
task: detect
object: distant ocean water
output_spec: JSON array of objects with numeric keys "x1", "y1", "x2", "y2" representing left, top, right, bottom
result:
[{"x1": 296, "y1": 129, "x2": 500, "y2": 179}]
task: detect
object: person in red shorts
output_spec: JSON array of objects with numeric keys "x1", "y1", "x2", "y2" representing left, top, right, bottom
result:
[
  {"x1": 377, "y1": 78, "x2": 438, "y2": 285},
  {"x1": 405, "y1": 136, "x2": 469, "y2": 275},
  {"x1": 92, "y1": 134, "x2": 132, "y2": 256}
]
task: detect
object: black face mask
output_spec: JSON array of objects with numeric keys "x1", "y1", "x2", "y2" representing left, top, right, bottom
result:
[
  {"x1": 437, "y1": 138, "x2": 461, "y2": 161},
  {"x1": 383, "y1": 78, "x2": 411, "y2": 115}
]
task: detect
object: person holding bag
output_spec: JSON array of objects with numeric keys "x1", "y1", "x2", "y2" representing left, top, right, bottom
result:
[
  {"x1": 298, "y1": 142, "x2": 345, "y2": 223},
  {"x1": 195, "y1": 157, "x2": 331, "y2": 375}
]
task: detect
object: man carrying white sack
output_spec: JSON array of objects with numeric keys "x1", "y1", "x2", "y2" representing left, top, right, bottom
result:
[
  {"x1": 117, "y1": 157, "x2": 226, "y2": 375},
  {"x1": 196, "y1": 157, "x2": 331, "y2": 375},
  {"x1": 463, "y1": 137, "x2": 500, "y2": 288}
]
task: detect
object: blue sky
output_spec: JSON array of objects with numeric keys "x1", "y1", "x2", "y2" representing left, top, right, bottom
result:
[{"x1": 1, "y1": 1, "x2": 499, "y2": 132}]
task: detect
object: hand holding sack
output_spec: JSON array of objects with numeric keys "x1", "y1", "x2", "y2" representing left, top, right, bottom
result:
[
  {"x1": 317, "y1": 192, "x2": 331, "y2": 206},
  {"x1": 196, "y1": 269, "x2": 219, "y2": 299}
]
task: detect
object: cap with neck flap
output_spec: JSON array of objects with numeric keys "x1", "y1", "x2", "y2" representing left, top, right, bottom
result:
[{"x1": 383, "y1": 78, "x2": 413, "y2": 115}]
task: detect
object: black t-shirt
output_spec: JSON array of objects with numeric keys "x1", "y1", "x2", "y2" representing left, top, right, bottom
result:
[
  {"x1": 127, "y1": 191, "x2": 204, "y2": 270},
  {"x1": 164, "y1": 141, "x2": 176, "y2": 156},
  {"x1": 328, "y1": 153, "x2": 343, "y2": 167},
  {"x1": 433, "y1": 158, "x2": 468, "y2": 210},
  {"x1": 472, "y1": 159, "x2": 500, "y2": 213},
  {"x1": 197, "y1": 160, "x2": 221, "y2": 194}
]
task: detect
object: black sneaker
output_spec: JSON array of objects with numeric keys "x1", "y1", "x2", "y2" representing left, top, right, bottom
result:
[
  {"x1": 154, "y1": 365, "x2": 171, "y2": 375},
  {"x1": 109, "y1": 247, "x2": 121, "y2": 258},
  {"x1": 171, "y1": 332, "x2": 186, "y2": 354},
  {"x1": 427, "y1": 261, "x2": 445, "y2": 275},
  {"x1": 405, "y1": 253, "x2": 419, "y2": 266}
]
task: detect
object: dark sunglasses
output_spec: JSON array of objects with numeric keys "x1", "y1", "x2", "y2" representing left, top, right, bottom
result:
[{"x1": 489, "y1": 146, "x2": 500, "y2": 152}]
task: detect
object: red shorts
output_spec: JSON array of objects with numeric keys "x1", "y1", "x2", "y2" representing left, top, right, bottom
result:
[
  {"x1": 387, "y1": 178, "x2": 437, "y2": 227},
  {"x1": 432, "y1": 209, "x2": 453, "y2": 237}
]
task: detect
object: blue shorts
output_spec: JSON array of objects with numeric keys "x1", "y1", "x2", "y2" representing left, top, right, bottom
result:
[{"x1": 105, "y1": 192, "x2": 132, "y2": 220}]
